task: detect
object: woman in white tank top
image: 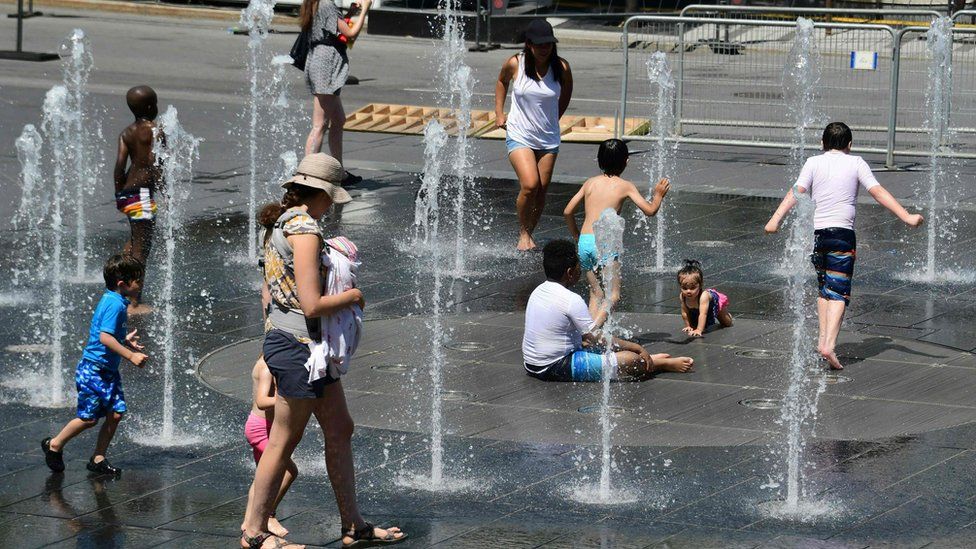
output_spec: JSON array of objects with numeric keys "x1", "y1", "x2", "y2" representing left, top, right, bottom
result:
[{"x1": 494, "y1": 19, "x2": 574, "y2": 251}]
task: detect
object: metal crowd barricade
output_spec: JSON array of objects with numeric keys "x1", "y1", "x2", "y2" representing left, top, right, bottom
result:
[
  {"x1": 891, "y1": 24, "x2": 976, "y2": 159},
  {"x1": 679, "y1": 4, "x2": 942, "y2": 24},
  {"x1": 619, "y1": 16, "x2": 899, "y2": 164}
]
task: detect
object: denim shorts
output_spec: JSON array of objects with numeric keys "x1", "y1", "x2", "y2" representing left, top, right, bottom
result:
[
  {"x1": 263, "y1": 329, "x2": 337, "y2": 399},
  {"x1": 506, "y1": 135, "x2": 559, "y2": 156}
]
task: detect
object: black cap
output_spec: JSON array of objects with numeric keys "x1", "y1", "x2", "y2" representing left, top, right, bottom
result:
[{"x1": 524, "y1": 18, "x2": 557, "y2": 45}]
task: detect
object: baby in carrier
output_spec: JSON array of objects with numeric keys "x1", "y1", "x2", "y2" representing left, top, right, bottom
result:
[{"x1": 304, "y1": 236, "x2": 362, "y2": 382}]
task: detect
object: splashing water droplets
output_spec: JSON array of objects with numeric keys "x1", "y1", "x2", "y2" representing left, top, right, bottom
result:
[{"x1": 640, "y1": 52, "x2": 677, "y2": 272}]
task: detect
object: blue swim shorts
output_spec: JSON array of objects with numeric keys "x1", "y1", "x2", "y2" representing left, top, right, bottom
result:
[
  {"x1": 577, "y1": 233, "x2": 619, "y2": 272},
  {"x1": 524, "y1": 348, "x2": 617, "y2": 382},
  {"x1": 75, "y1": 359, "x2": 126, "y2": 420},
  {"x1": 506, "y1": 135, "x2": 559, "y2": 156},
  {"x1": 812, "y1": 227, "x2": 856, "y2": 305}
]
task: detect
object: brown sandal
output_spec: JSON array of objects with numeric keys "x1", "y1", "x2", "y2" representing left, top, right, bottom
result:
[
  {"x1": 241, "y1": 531, "x2": 298, "y2": 549},
  {"x1": 341, "y1": 522, "x2": 407, "y2": 547}
]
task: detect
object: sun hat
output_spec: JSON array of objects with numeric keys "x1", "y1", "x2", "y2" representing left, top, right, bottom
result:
[
  {"x1": 524, "y1": 18, "x2": 557, "y2": 45},
  {"x1": 283, "y1": 153, "x2": 353, "y2": 204}
]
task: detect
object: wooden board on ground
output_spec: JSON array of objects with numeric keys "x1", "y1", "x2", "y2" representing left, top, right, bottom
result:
[
  {"x1": 561, "y1": 116, "x2": 650, "y2": 142},
  {"x1": 476, "y1": 116, "x2": 649, "y2": 142},
  {"x1": 476, "y1": 116, "x2": 582, "y2": 140},
  {"x1": 344, "y1": 103, "x2": 496, "y2": 136}
]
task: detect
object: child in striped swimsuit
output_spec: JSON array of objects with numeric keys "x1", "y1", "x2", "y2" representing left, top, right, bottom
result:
[{"x1": 113, "y1": 86, "x2": 163, "y2": 313}]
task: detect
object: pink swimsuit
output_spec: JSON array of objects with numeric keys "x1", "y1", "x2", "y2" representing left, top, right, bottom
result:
[{"x1": 244, "y1": 411, "x2": 272, "y2": 462}]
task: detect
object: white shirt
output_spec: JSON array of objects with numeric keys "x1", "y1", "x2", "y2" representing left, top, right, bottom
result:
[
  {"x1": 794, "y1": 151, "x2": 880, "y2": 230},
  {"x1": 506, "y1": 53, "x2": 562, "y2": 150},
  {"x1": 522, "y1": 281, "x2": 594, "y2": 366},
  {"x1": 305, "y1": 245, "x2": 362, "y2": 382}
]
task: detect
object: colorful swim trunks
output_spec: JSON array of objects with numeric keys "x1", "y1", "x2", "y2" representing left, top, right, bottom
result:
[
  {"x1": 812, "y1": 227, "x2": 856, "y2": 305},
  {"x1": 524, "y1": 348, "x2": 618, "y2": 382},
  {"x1": 116, "y1": 188, "x2": 157, "y2": 222},
  {"x1": 75, "y1": 359, "x2": 126, "y2": 420},
  {"x1": 577, "y1": 233, "x2": 619, "y2": 272}
]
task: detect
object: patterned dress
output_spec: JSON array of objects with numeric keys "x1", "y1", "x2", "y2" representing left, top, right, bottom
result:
[
  {"x1": 305, "y1": 0, "x2": 349, "y2": 95},
  {"x1": 264, "y1": 209, "x2": 323, "y2": 316}
]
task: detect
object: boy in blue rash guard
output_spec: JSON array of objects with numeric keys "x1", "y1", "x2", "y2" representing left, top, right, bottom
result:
[
  {"x1": 563, "y1": 139, "x2": 670, "y2": 328},
  {"x1": 42, "y1": 255, "x2": 149, "y2": 475}
]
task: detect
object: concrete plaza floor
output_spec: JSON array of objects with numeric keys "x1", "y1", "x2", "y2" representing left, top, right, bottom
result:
[{"x1": 2, "y1": 6, "x2": 976, "y2": 549}]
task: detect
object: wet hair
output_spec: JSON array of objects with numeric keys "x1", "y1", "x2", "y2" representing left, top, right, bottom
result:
[
  {"x1": 126, "y1": 86, "x2": 158, "y2": 120},
  {"x1": 543, "y1": 239, "x2": 578, "y2": 280},
  {"x1": 104, "y1": 254, "x2": 144, "y2": 289},
  {"x1": 598, "y1": 139, "x2": 629, "y2": 176},
  {"x1": 677, "y1": 259, "x2": 704, "y2": 286},
  {"x1": 299, "y1": 0, "x2": 320, "y2": 32},
  {"x1": 822, "y1": 122, "x2": 852, "y2": 151},
  {"x1": 520, "y1": 44, "x2": 563, "y2": 83}
]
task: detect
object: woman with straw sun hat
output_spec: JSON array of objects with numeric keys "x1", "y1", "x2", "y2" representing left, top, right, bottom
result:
[{"x1": 241, "y1": 153, "x2": 407, "y2": 549}]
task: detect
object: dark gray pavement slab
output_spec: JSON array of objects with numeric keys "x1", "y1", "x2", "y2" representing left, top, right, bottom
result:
[{"x1": 2, "y1": 6, "x2": 976, "y2": 548}]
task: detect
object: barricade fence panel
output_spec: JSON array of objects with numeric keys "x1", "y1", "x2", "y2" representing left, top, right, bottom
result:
[
  {"x1": 621, "y1": 15, "x2": 976, "y2": 163},
  {"x1": 893, "y1": 26, "x2": 976, "y2": 158},
  {"x1": 622, "y1": 17, "x2": 895, "y2": 156},
  {"x1": 680, "y1": 5, "x2": 942, "y2": 26}
]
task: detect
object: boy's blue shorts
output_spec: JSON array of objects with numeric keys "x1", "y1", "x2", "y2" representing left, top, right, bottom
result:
[
  {"x1": 75, "y1": 359, "x2": 127, "y2": 420},
  {"x1": 525, "y1": 348, "x2": 617, "y2": 382},
  {"x1": 578, "y1": 234, "x2": 619, "y2": 272}
]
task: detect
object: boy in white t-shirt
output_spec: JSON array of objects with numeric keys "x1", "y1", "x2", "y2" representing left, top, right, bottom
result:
[
  {"x1": 522, "y1": 239, "x2": 693, "y2": 381},
  {"x1": 765, "y1": 122, "x2": 923, "y2": 370}
]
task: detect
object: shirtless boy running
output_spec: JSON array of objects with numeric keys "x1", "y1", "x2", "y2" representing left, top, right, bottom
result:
[
  {"x1": 563, "y1": 138, "x2": 670, "y2": 327},
  {"x1": 113, "y1": 85, "x2": 162, "y2": 313}
]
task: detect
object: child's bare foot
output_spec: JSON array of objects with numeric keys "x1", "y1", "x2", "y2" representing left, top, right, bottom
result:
[
  {"x1": 654, "y1": 356, "x2": 694, "y2": 373},
  {"x1": 516, "y1": 233, "x2": 537, "y2": 251},
  {"x1": 268, "y1": 516, "x2": 288, "y2": 538},
  {"x1": 822, "y1": 351, "x2": 844, "y2": 370},
  {"x1": 817, "y1": 344, "x2": 844, "y2": 370},
  {"x1": 127, "y1": 303, "x2": 153, "y2": 315}
]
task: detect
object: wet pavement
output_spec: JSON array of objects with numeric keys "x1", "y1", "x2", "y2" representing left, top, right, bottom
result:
[
  {"x1": 2, "y1": 7, "x2": 976, "y2": 549},
  {"x1": 2, "y1": 170, "x2": 976, "y2": 548}
]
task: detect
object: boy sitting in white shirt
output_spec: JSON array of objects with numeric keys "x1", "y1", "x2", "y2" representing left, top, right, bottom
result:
[{"x1": 522, "y1": 239, "x2": 693, "y2": 382}]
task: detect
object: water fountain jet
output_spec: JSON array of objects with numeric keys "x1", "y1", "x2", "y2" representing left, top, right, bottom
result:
[
  {"x1": 128, "y1": 106, "x2": 205, "y2": 447},
  {"x1": 764, "y1": 18, "x2": 839, "y2": 520},
  {"x1": 640, "y1": 52, "x2": 677, "y2": 272},
  {"x1": 58, "y1": 29, "x2": 102, "y2": 283},
  {"x1": 240, "y1": 0, "x2": 276, "y2": 262},
  {"x1": 570, "y1": 209, "x2": 638, "y2": 505}
]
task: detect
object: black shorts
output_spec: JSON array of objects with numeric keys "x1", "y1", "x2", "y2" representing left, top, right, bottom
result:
[{"x1": 263, "y1": 329, "x2": 337, "y2": 399}]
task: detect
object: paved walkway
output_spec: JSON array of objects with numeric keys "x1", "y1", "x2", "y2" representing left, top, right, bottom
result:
[{"x1": 2, "y1": 7, "x2": 976, "y2": 548}]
